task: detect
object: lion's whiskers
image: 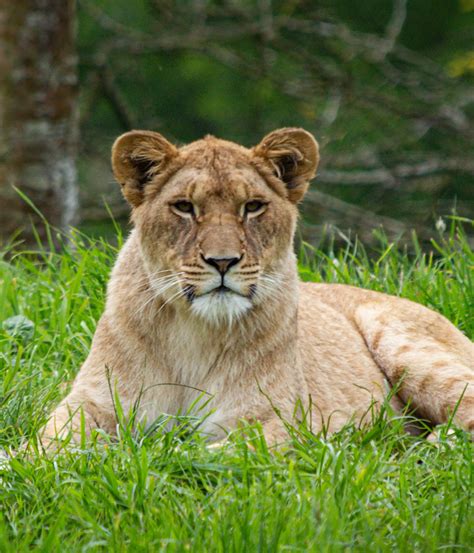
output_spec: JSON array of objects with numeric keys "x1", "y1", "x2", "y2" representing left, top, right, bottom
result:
[
  {"x1": 135, "y1": 269, "x2": 181, "y2": 290},
  {"x1": 148, "y1": 274, "x2": 184, "y2": 290},
  {"x1": 155, "y1": 287, "x2": 187, "y2": 315},
  {"x1": 134, "y1": 272, "x2": 186, "y2": 319},
  {"x1": 257, "y1": 272, "x2": 283, "y2": 299}
]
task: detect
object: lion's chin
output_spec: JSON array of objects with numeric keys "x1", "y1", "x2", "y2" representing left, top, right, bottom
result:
[{"x1": 190, "y1": 292, "x2": 252, "y2": 325}]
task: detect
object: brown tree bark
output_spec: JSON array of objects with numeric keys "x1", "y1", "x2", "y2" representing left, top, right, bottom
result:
[{"x1": 0, "y1": 0, "x2": 78, "y2": 247}]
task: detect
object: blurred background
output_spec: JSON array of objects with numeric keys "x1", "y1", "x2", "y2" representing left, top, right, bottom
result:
[{"x1": 1, "y1": 0, "x2": 473, "y2": 248}]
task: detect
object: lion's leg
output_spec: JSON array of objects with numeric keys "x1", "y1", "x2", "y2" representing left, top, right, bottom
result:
[
  {"x1": 37, "y1": 390, "x2": 117, "y2": 452},
  {"x1": 355, "y1": 299, "x2": 474, "y2": 435}
]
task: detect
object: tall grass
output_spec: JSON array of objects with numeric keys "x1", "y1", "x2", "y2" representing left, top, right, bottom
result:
[{"x1": 0, "y1": 219, "x2": 473, "y2": 552}]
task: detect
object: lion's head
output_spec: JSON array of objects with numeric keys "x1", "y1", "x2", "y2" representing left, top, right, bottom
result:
[{"x1": 112, "y1": 128, "x2": 319, "y2": 324}]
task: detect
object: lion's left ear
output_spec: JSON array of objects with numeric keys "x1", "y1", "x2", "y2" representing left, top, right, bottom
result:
[{"x1": 253, "y1": 127, "x2": 319, "y2": 203}]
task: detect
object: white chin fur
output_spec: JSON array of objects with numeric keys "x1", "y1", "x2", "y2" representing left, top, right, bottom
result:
[{"x1": 191, "y1": 293, "x2": 252, "y2": 325}]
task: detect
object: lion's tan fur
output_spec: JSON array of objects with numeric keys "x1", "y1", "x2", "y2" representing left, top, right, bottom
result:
[{"x1": 41, "y1": 128, "x2": 474, "y2": 446}]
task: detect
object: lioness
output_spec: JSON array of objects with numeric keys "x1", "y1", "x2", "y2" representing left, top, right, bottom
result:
[{"x1": 42, "y1": 128, "x2": 474, "y2": 446}]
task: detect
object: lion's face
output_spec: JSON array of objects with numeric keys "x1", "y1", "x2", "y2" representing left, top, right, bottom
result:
[
  {"x1": 136, "y1": 153, "x2": 297, "y2": 324},
  {"x1": 112, "y1": 129, "x2": 319, "y2": 324}
]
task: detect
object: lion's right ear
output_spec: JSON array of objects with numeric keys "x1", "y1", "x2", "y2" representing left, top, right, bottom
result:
[{"x1": 111, "y1": 130, "x2": 178, "y2": 207}]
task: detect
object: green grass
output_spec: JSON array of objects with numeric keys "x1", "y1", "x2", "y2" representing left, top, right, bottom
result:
[{"x1": 0, "y1": 219, "x2": 473, "y2": 552}]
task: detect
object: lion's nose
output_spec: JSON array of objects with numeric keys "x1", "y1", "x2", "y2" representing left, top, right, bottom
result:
[{"x1": 203, "y1": 255, "x2": 242, "y2": 275}]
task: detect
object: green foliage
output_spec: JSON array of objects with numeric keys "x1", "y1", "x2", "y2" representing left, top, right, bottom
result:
[
  {"x1": 77, "y1": 0, "x2": 474, "y2": 235},
  {"x1": 0, "y1": 220, "x2": 473, "y2": 551}
]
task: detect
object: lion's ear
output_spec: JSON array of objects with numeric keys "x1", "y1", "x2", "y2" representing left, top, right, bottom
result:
[
  {"x1": 253, "y1": 128, "x2": 319, "y2": 203},
  {"x1": 111, "y1": 130, "x2": 178, "y2": 207}
]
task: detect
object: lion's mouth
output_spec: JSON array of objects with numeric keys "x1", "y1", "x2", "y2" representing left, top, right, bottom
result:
[
  {"x1": 190, "y1": 283, "x2": 249, "y2": 301},
  {"x1": 214, "y1": 284, "x2": 232, "y2": 294},
  {"x1": 184, "y1": 280, "x2": 256, "y2": 304},
  {"x1": 205, "y1": 284, "x2": 239, "y2": 297}
]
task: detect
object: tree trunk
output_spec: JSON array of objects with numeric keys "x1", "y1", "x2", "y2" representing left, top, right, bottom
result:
[{"x1": 0, "y1": 0, "x2": 78, "y2": 247}]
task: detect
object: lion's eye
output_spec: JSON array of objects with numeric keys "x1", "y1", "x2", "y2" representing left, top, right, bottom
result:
[
  {"x1": 172, "y1": 201, "x2": 195, "y2": 216},
  {"x1": 244, "y1": 200, "x2": 266, "y2": 215}
]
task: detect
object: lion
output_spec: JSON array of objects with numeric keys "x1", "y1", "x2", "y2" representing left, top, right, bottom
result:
[{"x1": 40, "y1": 128, "x2": 474, "y2": 447}]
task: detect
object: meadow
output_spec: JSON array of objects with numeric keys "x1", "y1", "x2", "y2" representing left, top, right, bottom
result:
[{"x1": 0, "y1": 219, "x2": 473, "y2": 552}]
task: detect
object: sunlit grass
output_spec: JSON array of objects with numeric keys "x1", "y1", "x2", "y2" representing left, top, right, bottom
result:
[{"x1": 0, "y1": 219, "x2": 473, "y2": 552}]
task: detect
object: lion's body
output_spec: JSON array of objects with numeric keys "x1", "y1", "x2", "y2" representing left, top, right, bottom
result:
[
  {"x1": 41, "y1": 129, "x2": 474, "y2": 446},
  {"x1": 299, "y1": 283, "x2": 473, "y2": 435}
]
